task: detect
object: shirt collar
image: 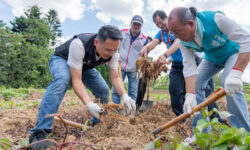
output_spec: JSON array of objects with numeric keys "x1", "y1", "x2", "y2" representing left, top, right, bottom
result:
[{"x1": 130, "y1": 29, "x2": 141, "y2": 38}]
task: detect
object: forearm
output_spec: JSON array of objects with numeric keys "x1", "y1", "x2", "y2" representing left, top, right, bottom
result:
[
  {"x1": 233, "y1": 52, "x2": 250, "y2": 71},
  {"x1": 72, "y1": 80, "x2": 92, "y2": 105},
  {"x1": 110, "y1": 69, "x2": 126, "y2": 96},
  {"x1": 166, "y1": 39, "x2": 179, "y2": 56},
  {"x1": 145, "y1": 39, "x2": 159, "y2": 51},
  {"x1": 145, "y1": 43, "x2": 156, "y2": 51},
  {"x1": 185, "y1": 75, "x2": 196, "y2": 94},
  {"x1": 111, "y1": 76, "x2": 126, "y2": 96}
]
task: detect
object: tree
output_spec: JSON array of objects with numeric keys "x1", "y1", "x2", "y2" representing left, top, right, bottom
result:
[
  {"x1": 10, "y1": 5, "x2": 51, "y2": 48},
  {"x1": 96, "y1": 65, "x2": 112, "y2": 88},
  {"x1": 10, "y1": 5, "x2": 42, "y2": 33},
  {"x1": 0, "y1": 20, "x2": 6, "y2": 28},
  {"x1": 24, "y1": 5, "x2": 41, "y2": 19},
  {"x1": 0, "y1": 28, "x2": 52, "y2": 88},
  {"x1": 46, "y1": 9, "x2": 62, "y2": 47}
]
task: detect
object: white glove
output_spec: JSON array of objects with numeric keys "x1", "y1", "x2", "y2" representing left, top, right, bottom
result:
[
  {"x1": 184, "y1": 93, "x2": 197, "y2": 114},
  {"x1": 122, "y1": 94, "x2": 136, "y2": 114},
  {"x1": 225, "y1": 69, "x2": 243, "y2": 96},
  {"x1": 86, "y1": 101, "x2": 103, "y2": 119}
]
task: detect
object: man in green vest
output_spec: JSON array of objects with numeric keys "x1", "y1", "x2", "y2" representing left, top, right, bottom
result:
[{"x1": 167, "y1": 7, "x2": 250, "y2": 142}]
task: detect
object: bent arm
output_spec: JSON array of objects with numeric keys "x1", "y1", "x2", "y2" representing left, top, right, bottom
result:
[{"x1": 215, "y1": 13, "x2": 250, "y2": 71}]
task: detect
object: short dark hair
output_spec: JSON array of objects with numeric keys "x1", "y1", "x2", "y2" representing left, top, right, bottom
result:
[
  {"x1": 169, "y1": 7, "x2": 197, "y2": 25},
  {"x1": 152, "y1": 10, "x2": 166, "y2": 22},
  {"x1": 97, "y1": 25, "x2": 123, "y2": 43}
]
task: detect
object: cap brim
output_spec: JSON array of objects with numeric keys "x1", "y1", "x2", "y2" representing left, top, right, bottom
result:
[{"x1": 132, "y1": 21, "x2": 143, "y2": 24}]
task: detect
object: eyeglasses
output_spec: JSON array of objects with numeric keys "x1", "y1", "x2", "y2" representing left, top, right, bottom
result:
[
  {"x1": 172, "y1": 25, "x2": 188, "y2": 38},
  {"x1": 103, "y1": 49, "x2": 118, "y2": 54}
]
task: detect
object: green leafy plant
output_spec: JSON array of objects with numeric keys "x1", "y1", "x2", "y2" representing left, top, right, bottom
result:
[
  {"x1": 0, "y1": 86, "x2": 30, "y2": 101},
  {"x1": 0, "y1": 138, "x2": 12, "y2": 150},
  {"x1": 193, "y1": 108, "x2": 250, "y2": 150},
  {"x1": 82, "y1": 119, "x2": 89, "y2": 132},
  {"x1": 0, "y1": 99, "x2": 40, "y2": 109},
  {"x1": 144, "y1": 108, "x2": 250, "y2": 150}
]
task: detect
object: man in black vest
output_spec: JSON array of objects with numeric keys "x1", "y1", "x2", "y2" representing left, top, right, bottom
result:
[{"x1": 29, "y1": 25, "x2": 136, "y2": 149}]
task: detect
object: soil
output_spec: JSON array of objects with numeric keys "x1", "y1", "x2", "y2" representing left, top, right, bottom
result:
[{"x1": 0, "y1": 90, "x2": 241, "y2": 149}]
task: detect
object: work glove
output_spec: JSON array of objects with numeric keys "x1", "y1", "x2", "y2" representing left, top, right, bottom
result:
[
  {"x1": 184, "y1": 93, "x2": 197, "y2": 114},
  {"x1": 225, "y1": 69, "x2": 243, "y2": 96},
  {"x1": 123, "y1": 94, "x2": 136, "y2": 114},
  {"x1": 86, "y1": 101, "x2": 103, "y2": 119}
]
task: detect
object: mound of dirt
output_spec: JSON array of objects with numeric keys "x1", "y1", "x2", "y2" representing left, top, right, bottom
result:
[
  {"x1": 0, "y1": 93, "x2": 229, "y2": 149},
  {"x1": 52, "y1": 101, "x2": 193, "y2": 149}
]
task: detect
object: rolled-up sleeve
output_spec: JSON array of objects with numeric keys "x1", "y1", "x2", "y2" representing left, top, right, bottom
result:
[
  {"x1": 215, "y1": 12, "x2": 250, "y2": 53},
  {"x1": 107, "y1": 52, "x2": 119, "y2": 70},
  {"x1": 179, "y1": 42, "x2": 197, "y2": 77},
  {"x1": 67, "y1": 38, "x2": 85, "y2": 70}
]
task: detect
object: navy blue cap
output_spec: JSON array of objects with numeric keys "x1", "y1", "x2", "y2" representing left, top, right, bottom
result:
[{"x1": 131, "y1": 15, "x2": 143, "y2": 24}]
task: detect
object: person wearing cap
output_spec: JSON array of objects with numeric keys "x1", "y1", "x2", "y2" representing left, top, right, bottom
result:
[
  {"x1": 167, "y1": 7, "x2": 250, "y2": 142},
  {"x1": 112, "y1": 15, "x2": 148, "y2": 107},
  {"x1": 29, "y1": 25, "x2": 136, "y2": 149}
]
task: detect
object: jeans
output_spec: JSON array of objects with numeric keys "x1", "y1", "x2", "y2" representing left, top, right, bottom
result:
[
  {"x1": 195, "y1": 56, "x2": 224, "y2": 123},
  {"x1": 169, "y1": 61, "x2": 186, "y2": 116},
  {"x1": 192, "y1": 53, "x2": 250, "y2": 132},
  {"x1": 30, "y1": 55, "x2": 109, "y2": 134},
  {"x1": 112, "y1": 70, "x2": 138, "y2": 104}
]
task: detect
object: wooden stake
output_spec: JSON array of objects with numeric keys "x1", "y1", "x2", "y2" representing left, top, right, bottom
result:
[{"x1": 152, "y1": 87, "x2": 226, "y2": 136}]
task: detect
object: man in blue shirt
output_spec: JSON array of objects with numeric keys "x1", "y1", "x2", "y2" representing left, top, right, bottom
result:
[
  {"x1": 140, "y1": 10, "x2": 222, "y2": 118},
  {"x1": 140, "y1": 10, "x2": 185, "y2": 116}
]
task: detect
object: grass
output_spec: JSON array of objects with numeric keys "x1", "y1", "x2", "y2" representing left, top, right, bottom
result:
[{"x1": 0, "y1": 84, "x2": 249, "y2": 110}]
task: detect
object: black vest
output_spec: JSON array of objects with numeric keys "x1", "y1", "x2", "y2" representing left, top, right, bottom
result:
[{"x1": 55, "y1": 33, "x2": 112, "y2": 70}]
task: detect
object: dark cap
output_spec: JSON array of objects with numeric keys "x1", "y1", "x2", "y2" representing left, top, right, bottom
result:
[{"x1": 131, "y1": 15, "x2": 143, "y2": 24}]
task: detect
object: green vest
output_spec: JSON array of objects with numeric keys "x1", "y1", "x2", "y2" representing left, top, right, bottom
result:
[{"x1": 180, "y1": 11, "x2": 239, "y2": 64}]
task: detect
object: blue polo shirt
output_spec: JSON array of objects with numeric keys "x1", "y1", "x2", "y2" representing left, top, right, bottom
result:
[{"x1": 155, "y1": 30, "x2": 183, "y2": 62}]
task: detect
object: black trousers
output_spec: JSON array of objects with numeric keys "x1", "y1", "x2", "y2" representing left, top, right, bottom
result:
[
  {"x1": 169, "y1": 61, "x2": 186, "y2": 116},
  {"x1": 136, "y1": 78, "x2": 147, "y2": 109}
]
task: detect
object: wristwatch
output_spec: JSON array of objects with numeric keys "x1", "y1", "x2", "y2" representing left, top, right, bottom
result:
[{"x1": 164, "y1": 53, "x2": 168, "y2": 58}]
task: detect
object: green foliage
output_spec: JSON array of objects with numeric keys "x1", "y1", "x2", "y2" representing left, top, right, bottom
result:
[
  {"x1": 10, "y1": 5, "x2": 51, "y2": 48},
  {"x1": 46, "y1": 9, "x2": 62, "y2": 46},
  {"x1": 96, "y1": 64, "x2": 112, "y2": 88},
  {"x1": 193, "y1": 110, "x2": 250, "y2": 150},
  {"x1": 143, "y1": 137, "x2": 162, "y2": 150},
  {"x1": 213, "y1": 73, "x2": 221, "y2": 86},
  {"x1": 0, "y1": 86, "x2": 29, "y2": 100},
  {"x1": 0, "y1": 138, "x2": 29, "y2": 149},
  {"x1": 82, "y1": 119, "x2": 89, "y2": 132},
  {"x1": 0, "y1": 99, "x2": 40, "y2": 109},
  {"x1": 0, "y1": 20, "x2": 6, "y2": 28},
  {"x1": 0, "y1": 138, "x2": 12, "y2": 150},
  {"x1": 16, "y1": 139, "x2": 29, "y2": 149},
  {"x1": 0, "y1": 28, "x2": 53, "y2": 88},
  {"x1": 0, "y1": 6, "x2": 56, "y2": 88},
  {"x1": 245, "y1": 93, "x2": 250, "y2": 102},
  {"x1": 165, "y1": 134, "x2": 193, "y2": 150},
  {"x1": 145, "y1": 109, "x2": 250, "y2": 150},
  {"x1": 144, "y1": 134, "x2": 193, "y2": 150}
]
